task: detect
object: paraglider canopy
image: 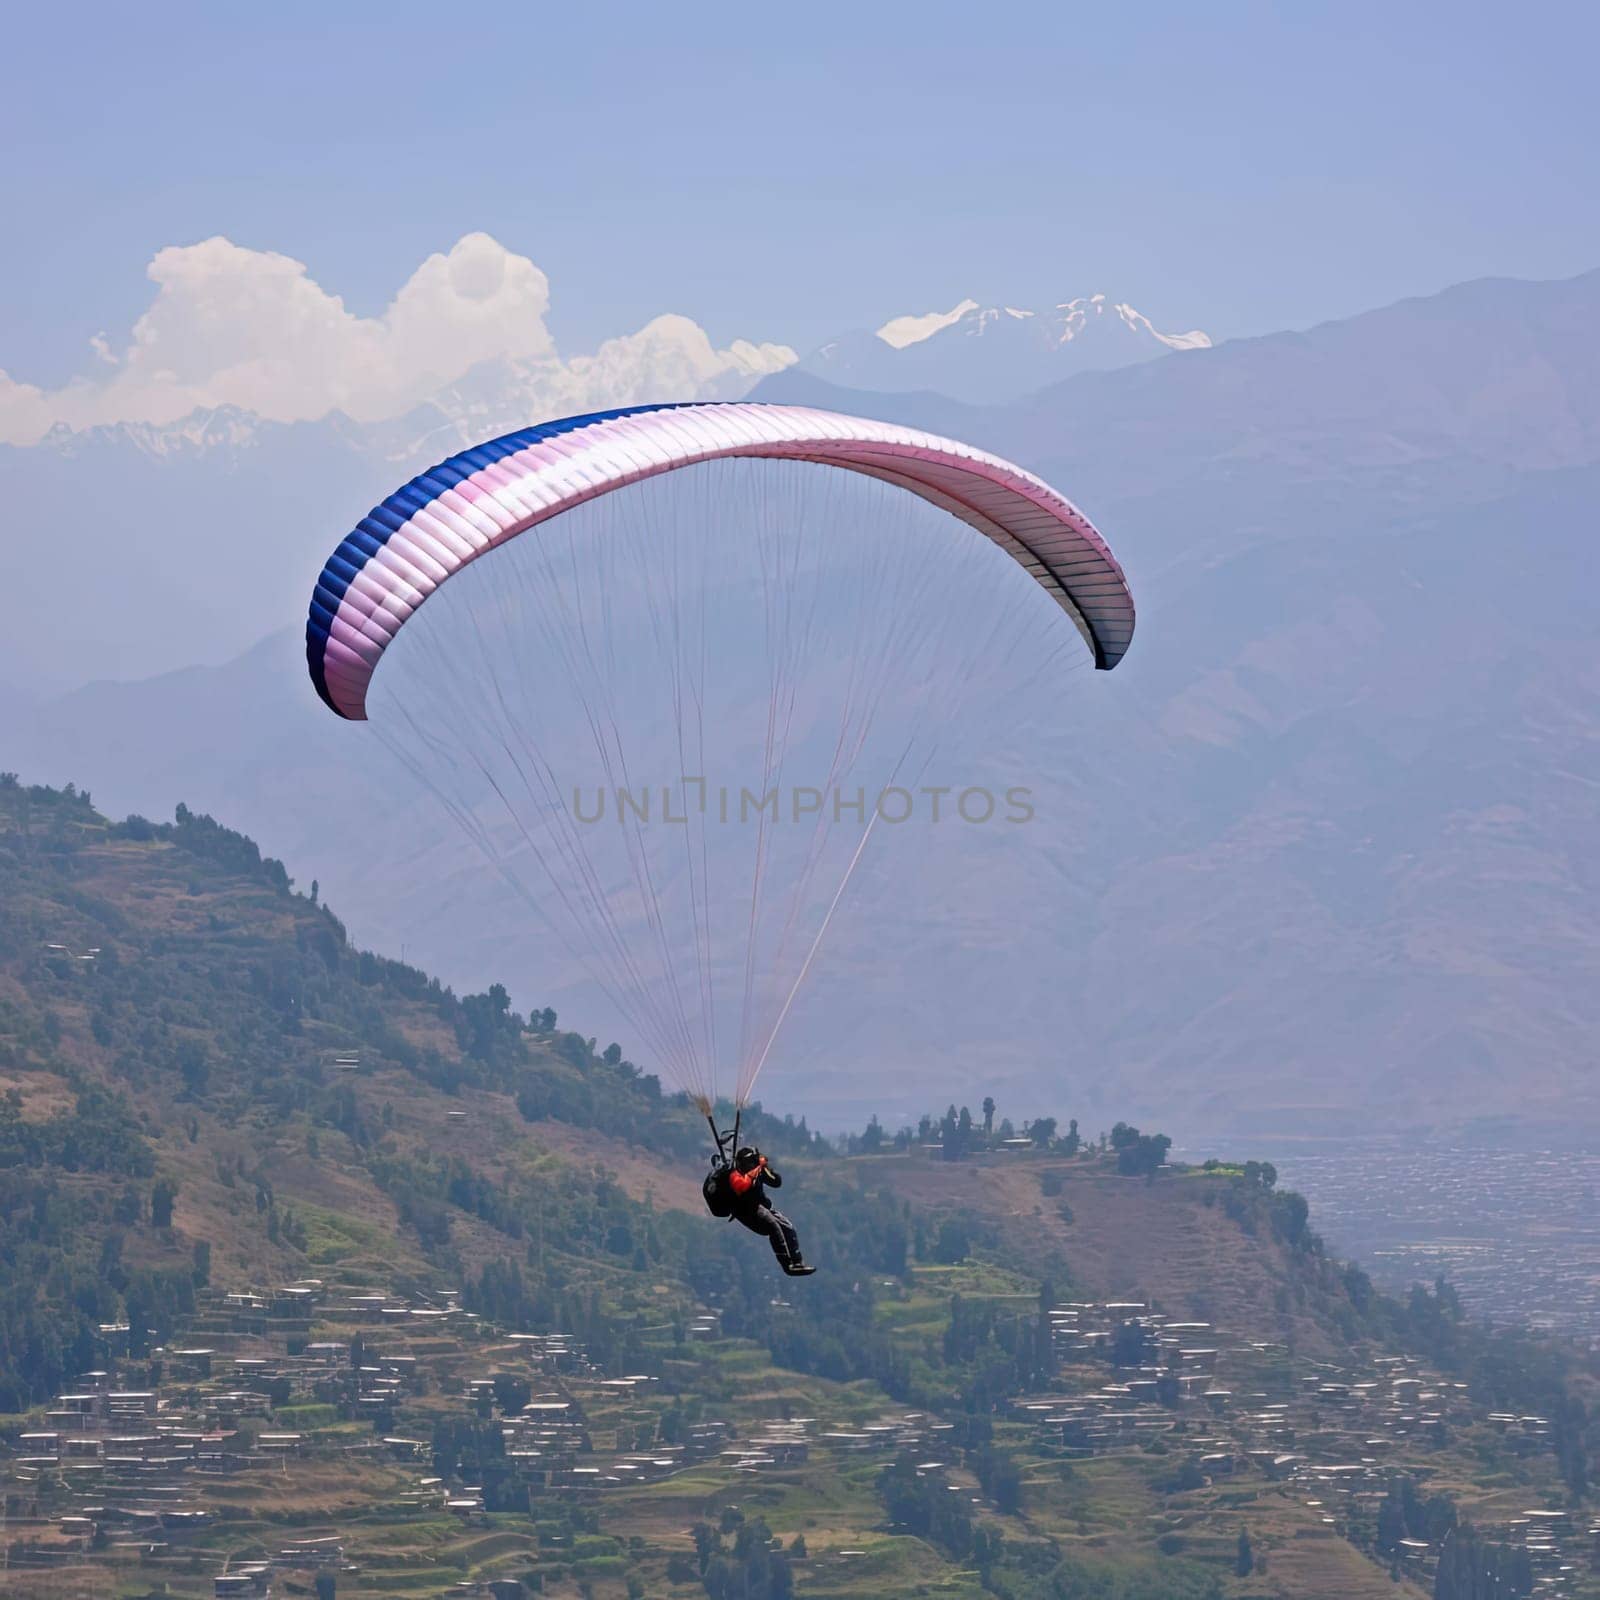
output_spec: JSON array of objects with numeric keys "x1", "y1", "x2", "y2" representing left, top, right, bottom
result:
[{"x1": 307, "y1": 401, "x2": 1134, "y2": 722}]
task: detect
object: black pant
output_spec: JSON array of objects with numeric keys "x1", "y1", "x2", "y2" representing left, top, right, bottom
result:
[{"x1": 735, "y1": 1203, "x2": 800, "y2": 1269}]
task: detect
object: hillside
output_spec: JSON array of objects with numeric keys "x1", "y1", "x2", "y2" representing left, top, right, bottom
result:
[{"x1": 1, "y1": 778, "x2": 1595, "y2": 1600}]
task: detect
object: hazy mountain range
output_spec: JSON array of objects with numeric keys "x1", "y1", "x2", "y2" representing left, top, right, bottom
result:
[{"x1": 4, "y1": 267, "x2": 1598, "y2": 1139}]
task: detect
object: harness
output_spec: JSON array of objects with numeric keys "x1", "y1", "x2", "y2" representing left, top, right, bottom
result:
[{"x1": 703, "y1": 1108, "x2": 742, "y2": 1220}]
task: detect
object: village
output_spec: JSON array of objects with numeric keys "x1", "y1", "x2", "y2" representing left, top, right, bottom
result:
[
  {"x1": 3, "y1": 1265, "x2": 1594, "y2": 1597},
  {"x1": 1021, "y1": 1300, "x2": 1595, "y2": 1593}
]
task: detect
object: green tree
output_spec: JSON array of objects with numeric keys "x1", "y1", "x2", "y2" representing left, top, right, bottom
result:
[
  {"x1": 979, "y1": 1447, "x2": 1023, "y2": 1513},
  {"x1": 493, "y1": 1373, "x2": 532, "y2": 1414},
  {"x1": 1111, "y1": 1319, "x2": 1153, "y2": 1367},
  {"x1": 176, "y1": 1038, "x2": 210, "y2": 1097},
  {"x1": 1432, "y1": 1526, "x2": 1531, "y2": 1600},
  {"x1": 1553, "y1": 1396, "x2": 1590, "y2": 1500},
  {"x1": 1113, "y1": 1128, "x2": 1172, "y2": 1176}
]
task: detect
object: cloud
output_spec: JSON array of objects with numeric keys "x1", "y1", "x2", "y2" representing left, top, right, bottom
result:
[
  {"x1": 0, "y1": 370, "x2": 51, "y2": 446},
  {"x1": 0, "y1": 233, "x2": 795, "y2": 446}
]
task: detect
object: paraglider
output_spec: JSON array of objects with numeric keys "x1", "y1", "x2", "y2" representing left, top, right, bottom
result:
[
  {"x1": 724, "y1": 1146, "x2": 810, "y2": 1276},
  {"x1": 701, "y1": 1118, "x2": 812, "y2": 1273},
  {"x1": 305, "y1": 399, "x2": 1135, "y2": 1274}
]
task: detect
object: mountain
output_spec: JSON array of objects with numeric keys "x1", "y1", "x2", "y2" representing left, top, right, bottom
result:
[
  {"x1": 0, "y1": 779, "x2": 1590, "y2": 1600},
  {"x1": 0, "y1": 408, "x2": 385, "y2": 689},
  {"x1": 798, "y1": 293, "x2": 1211, "y2": 402},
  {"x1": 6, "y1": 268, "x2": 1600, "y2": 1141}
]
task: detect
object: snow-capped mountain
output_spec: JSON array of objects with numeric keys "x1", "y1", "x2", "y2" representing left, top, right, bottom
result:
[
  {"x1": 37, "y1": 403, "x2": 284, "y2": 462},
  {"x1": 800, "y1": 293, "x2": 1211, "y2": 402}
]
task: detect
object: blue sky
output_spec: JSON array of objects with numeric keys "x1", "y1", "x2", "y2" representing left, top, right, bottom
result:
[{"x1": 4, "y1": 0, "x2": 1597, "y2": 387}]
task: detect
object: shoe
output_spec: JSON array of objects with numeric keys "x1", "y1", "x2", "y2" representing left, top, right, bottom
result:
[{"x1": 784, "y1": 1263, "x2": 817, "y2": 1277}]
